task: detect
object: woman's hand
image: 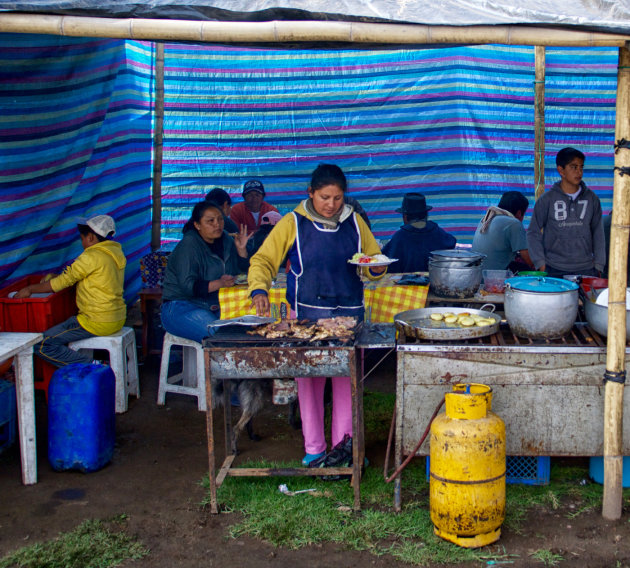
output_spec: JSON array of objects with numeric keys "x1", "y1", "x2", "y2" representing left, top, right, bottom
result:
[
  {"x1": 208, "y1": 274, "x2": 236, "y2": 292},
  {"x1": 251, "y1": 293, "x2": 270, "y2": 316},
  {"x1": 370, "y1": 265, "x2": 387, "y2": 275},
  {"x1": 234, "y1": 224, "x2": 253, "y2": 257}
]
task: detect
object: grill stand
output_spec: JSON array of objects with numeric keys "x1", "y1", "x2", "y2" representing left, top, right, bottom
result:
[{"x1": 204, "y1": 345, "x2": 364, "y2": 514}]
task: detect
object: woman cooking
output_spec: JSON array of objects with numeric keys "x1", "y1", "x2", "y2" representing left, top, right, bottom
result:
[
  {"x1": 248, "y1": 163, "x2": 385, "y2": 469},
  {"x1": 161, "y1": 200, "x2": 251, "y2": 343}
]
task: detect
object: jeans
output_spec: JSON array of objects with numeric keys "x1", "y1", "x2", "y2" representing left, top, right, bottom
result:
[
  {"x1": 36, "y1": 316, "x2": 96, "y2": 367},
  {"x1": 161, "y1": 300, "x2": 219, "y2": 343}
]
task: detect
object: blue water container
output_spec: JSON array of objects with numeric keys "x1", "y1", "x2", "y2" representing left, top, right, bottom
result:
[
  {"x1": 48, "y1": 363, "x2": 115, "y2": 473},
  {"x1": 589, "y1": 456, "x2": 630, "y2": 487}
]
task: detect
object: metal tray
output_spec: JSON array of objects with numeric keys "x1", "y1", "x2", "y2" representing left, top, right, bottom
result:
[{"x1": 394, "y1": 305, "x2": 500, "y2": 340}]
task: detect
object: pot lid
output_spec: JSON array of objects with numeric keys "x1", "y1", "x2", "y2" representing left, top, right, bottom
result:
[
  {"x1": 430, "y1": 249, "x2": 486, "y2": 261},
  {"x1": 506, "y1": 276, "x2": 579, "y2": 293}
]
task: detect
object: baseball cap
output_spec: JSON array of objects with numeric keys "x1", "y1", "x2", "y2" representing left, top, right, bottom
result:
[
  {"x1": 243, "y1": 179, "x2": 265, "y2": 197},
  {"x1": 261, "y1": 211, "x2": 282, "y2": 226},
  {"x1": 78, "y1": 214, "x2": 116, "y2": 238}
]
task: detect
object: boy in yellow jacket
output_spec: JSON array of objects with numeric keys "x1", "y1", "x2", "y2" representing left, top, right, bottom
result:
[{"x1": 15, "y1": 214, "x2": 127, "y2": 367}]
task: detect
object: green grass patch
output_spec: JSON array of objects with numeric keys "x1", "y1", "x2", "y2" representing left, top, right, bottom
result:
[
  {"x1": 204, "y1": 461, "x2": 479, "y2": 565},
  {"x1": 203, "y1": 392, "x2": 628, "y2": 565},
  {"x1": 0, "y1": 515, "x2": 148, "y2": 568}
]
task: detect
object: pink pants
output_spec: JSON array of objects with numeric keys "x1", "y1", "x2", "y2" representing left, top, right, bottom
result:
[{"x1": 296, "y1": 376, "x2": 353, "y2": 455}]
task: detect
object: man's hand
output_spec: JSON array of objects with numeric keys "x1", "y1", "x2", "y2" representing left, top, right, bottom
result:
[{"x1": 14, "y1": 286, "x2": 32, "y2": 299}]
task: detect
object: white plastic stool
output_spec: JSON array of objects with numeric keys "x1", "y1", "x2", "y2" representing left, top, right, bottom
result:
[
  {"x1": 69, "y1": 326, "x2": 140, "y2": 414},
  {"x1": 157, "y1": 332, "x2": 206, "y2": 411}
]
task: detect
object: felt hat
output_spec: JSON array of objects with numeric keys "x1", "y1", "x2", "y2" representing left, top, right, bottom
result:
[
  {"x1": 396, "y1": 193, "x2": 432, "y2": 217},
  {"x1": 79, "y1": 214, "x2": 116, "y2": 238},
  {"x1": 243, "y1": 179, "x2": 265, "y2": 197}
]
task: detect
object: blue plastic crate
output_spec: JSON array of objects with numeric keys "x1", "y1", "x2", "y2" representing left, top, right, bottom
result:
[
  {"x1": 426, "y1": 455, "x2": 550, "y2": 485},
  {"x1": 0, "y1": 379, "x2": 17, "y2": 453}
]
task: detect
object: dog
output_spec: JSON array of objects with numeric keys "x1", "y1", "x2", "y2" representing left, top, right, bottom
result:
[
  {"x1": 211, "y1": 378, "x2": 269, "y2": 454},
  {"x1": 211, "y1": 378, "x2": 303, "y2": 454}
]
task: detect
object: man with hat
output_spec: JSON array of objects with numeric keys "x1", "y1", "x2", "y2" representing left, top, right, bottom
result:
[
  {"x1": 14, "y1": 214, "x2": 127, "y2": 367},
  {"x1": 383, "y1": 192, "x2": 456, "y2": 273},
  {"x1": 229, "y1": 179, "x2": 279, "y2": 235}
]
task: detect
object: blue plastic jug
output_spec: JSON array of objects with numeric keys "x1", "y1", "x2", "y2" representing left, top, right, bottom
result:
[{"x1": 48, "y1": 363, "x2": 115, "y2": 473}]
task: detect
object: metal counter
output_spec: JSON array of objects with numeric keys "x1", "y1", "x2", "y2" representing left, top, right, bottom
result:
[{"x1": 394, "y1": 322, "x2": 630, "y2": 509}]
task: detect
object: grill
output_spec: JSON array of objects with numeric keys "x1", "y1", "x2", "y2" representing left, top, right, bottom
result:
[
  {"x1": 203, "y1": 325, "x2": 365, "y2": 514},
  {"x1": 397, "y1": 321, "x2": 607, "y2": 348},
  {"x1": 203, "y1": 323, "x2": 359, "y2": 348}
]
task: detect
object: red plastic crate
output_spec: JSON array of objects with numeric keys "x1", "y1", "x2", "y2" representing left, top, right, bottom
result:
[
  {"x1": 0, "y1": 275, "x2": 76, "y2": 332},
  {"x1": 0, "y1": 275, "x2": 77, "y2": 396}
]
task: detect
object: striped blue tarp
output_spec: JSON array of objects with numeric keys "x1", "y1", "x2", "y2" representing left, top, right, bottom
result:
[
  {"x1": 0, "y1": 39, "x2": 619, "y2": 302},
  {"x1": 160, "y1": 43, "x2": 618, "y2": 246},
  {"x1": 0, "y1": 33, "x2": 154, "y2": 300}
]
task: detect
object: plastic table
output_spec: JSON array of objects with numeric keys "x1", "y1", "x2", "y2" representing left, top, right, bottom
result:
[{"x1": 0, "y1": 332, "x2": 42, "y2": 484}]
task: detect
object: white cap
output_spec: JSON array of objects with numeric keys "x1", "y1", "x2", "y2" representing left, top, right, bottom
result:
[{"x1": 80, "y1": 214, "x2": 116, "y2": 238}]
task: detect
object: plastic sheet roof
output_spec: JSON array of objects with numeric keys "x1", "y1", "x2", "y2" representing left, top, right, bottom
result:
[{"x1": 1, "y1": 0, "x2": 630, "y2": 34}]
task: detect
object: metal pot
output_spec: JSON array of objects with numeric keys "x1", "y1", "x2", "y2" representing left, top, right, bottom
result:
[
  {"x1": 583, "y1": 294, "x2": 630, "y2": 340},
  {"x1": 428, "y1": 261, "x2": 482, "y2": 299},
  {"x1": 504, "y1": 277, "x2": 578, "y2": 339},
  {"x1": 430, "y1": 249, "x2": 485, "y2": 263}
]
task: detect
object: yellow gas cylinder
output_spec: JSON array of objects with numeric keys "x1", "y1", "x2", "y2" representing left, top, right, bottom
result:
[{"x1": 429, "y1": 383, "x2": 505, "y2": 548}]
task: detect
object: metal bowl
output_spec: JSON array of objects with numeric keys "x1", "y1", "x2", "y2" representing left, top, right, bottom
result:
[
  {"x1": 583, "y1": 296, "x2": 630, "y2": 340},
  {"x1": 394, "y1": 306, "x2": 500, "y2": 341}
]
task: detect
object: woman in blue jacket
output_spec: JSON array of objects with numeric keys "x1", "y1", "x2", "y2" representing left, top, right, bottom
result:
[{"x1": 161, "y1": 200, "x2": 250, "y2": 343}]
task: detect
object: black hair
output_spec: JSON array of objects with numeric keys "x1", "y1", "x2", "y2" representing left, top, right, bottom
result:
[
  {"x1": 497, "y1": 191, "x2": 529, "y2": 216},
  {"x1": 77, "y1": 224, "x2": 107, "y2": 242},
  {"x1": 205, "y1": 187, "x2": 231, "y2": 207},
  {"x1": 556, "y1": 147, "x2": 585, "y2": 168},
  {"x1": 309, "y1": 163, "x2": 347, "y2": 193},
  {"x1": 182, "y1": 200, "x2": 223, "y2": 234}
]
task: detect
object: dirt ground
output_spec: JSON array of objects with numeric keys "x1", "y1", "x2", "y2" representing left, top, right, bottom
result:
[{"x1": 1, "y1": 343, "x2": 630, "y2": 568}]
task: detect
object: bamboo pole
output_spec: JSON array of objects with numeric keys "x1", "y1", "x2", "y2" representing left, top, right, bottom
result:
[
  {"x1": 534, "y1": 46, "x2": 546, "y2": 201},
  {"x1": 150, "y1": 42, "x2": 165, "y2": 251},
  {"x1": 0, "y1": 13, "x2": 630, "y2": 47},
  {"x1": 603, "y1": 44, "x2": 630, "y2": 521}
]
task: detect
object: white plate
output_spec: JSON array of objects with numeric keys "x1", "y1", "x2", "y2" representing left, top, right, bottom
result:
[
  {"x1": 348, "y1": 257, "x2": 398, "y2": 267},
  {"x1": 207, "y1": 315, "x2": 277, "y2": 328}
]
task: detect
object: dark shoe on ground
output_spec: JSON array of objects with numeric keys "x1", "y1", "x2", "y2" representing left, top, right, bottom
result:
[{"x1": 321, "y1": 434, "x2": 353, "y2": 481}]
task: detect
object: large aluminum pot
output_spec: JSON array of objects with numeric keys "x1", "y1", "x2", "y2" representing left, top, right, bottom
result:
[
  {"x1": 504, "y1": 276, "x2": 579, "y2": 339},
  {"x1": 583, "y1": 292, "x2": 630, "y2": 340},
  {"x1": 429, "y1": 261, "x2": 482, "y2": 299},
  {"x1": 430, "y1": 249, "x2": 485, "y2": 263}
]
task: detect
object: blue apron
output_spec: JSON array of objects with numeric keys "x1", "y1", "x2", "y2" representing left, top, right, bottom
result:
[{"x1": 288, "y1": 212, "x2": 365, "y2": 321}]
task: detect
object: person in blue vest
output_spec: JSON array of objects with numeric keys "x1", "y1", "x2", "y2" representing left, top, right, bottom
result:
[
  {"x1": 383, "y1": 193, "x2": 456, "y2": 272},
  {"x1": 248, "y1": 163, "x2": 385, "y2": 469}
]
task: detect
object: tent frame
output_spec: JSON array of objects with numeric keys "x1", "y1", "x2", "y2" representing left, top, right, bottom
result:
[{"x1": 1, "y1": 12, "x2": 628, "y2": 520}]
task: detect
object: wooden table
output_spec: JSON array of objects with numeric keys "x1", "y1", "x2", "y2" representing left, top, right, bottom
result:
[
  {"x1": 0, "y1": 332, "x2": 42, "y2": 484},
  {"x1": 139, "y1": 287, "x2": 163, "y2": 360}
]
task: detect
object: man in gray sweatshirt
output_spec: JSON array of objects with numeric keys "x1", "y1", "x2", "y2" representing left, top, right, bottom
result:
[{"x1": 527, "y1": 147, "x2": 605, "y2": 277}]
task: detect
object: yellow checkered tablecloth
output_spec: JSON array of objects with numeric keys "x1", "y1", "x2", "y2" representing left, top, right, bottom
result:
[{"x1": 219, "y1": 273, "x2": 428, "y2": 322}]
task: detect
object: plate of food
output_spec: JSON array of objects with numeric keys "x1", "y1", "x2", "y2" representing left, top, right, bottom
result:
[{"x1": 348, "y1": 253, "x2": 398, "y2": 266}]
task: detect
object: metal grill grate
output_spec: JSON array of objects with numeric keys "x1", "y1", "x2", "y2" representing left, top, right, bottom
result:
[{"x1": 400, "y1": 322, "x2": 606, "y2": 348}]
